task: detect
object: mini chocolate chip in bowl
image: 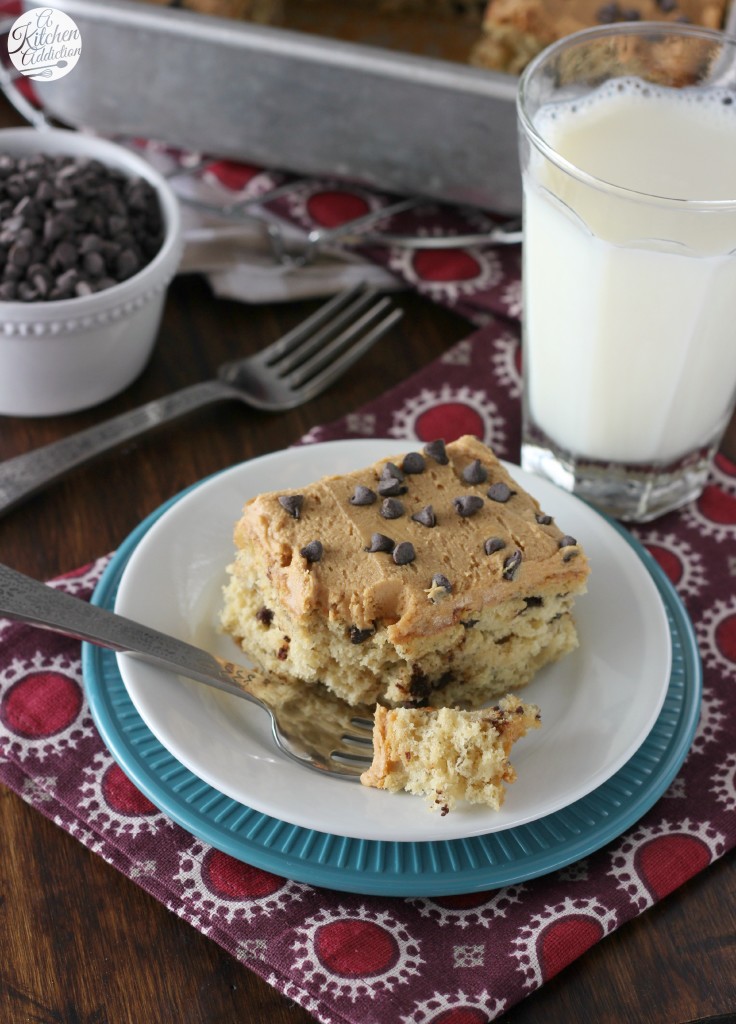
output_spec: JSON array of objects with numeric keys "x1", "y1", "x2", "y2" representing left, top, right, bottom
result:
[
  {"x1": 0, "y1": 153, "x2": 165, "y2": 302},
  {"x1": 0, "y1": 128, "x2": 182, "y2": 417}
]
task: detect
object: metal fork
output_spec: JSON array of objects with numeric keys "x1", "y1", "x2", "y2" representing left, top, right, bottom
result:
[
  {"x1": 0, "y1": 284, "x2": 402, "y2": 516},
  {"x1": 0, "y1": 563, "x2": 375, "y2": 779}
]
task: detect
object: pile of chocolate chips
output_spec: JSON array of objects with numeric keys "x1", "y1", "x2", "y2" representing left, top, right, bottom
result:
[{"x1": 0, "y1": 153, "x2": 165, "y2": 302}]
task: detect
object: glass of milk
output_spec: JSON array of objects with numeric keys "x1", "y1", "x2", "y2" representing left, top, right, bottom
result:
[{"x1": 517, "y1": 22, "x2": 736, "y2": 522}]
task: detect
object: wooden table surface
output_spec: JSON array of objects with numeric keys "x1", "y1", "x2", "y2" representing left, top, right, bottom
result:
[{"x1": 1, "y1": 97, "x2": 735, "y2": 1024}]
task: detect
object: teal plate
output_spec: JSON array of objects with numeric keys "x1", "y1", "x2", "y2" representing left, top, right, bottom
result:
[{"x1": 83, "y1": 490, "x2": 701, "y2": 897}]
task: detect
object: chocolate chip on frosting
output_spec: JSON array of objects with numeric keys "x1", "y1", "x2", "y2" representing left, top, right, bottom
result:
[
  {"x1": 366, "y1": 532, "x2": 395, "y2": 553},
  {"x1": 401, "y1": 452, "x2": 426, "y2": 474},
  {"x1": 411, "y1": 505, "x2": 436, "y2": 528},
  {"x1": 425, "y1": 572, "x2": 452, "y2": 602},
  {"x1": 559, "y1": 535, "x2": 579, "y2": 562},
  {"x1": 381, "y1": 461, "x2": 405, "y2": 482},
  {"x1": 502, "y1": 549, "x2": 523, "y2": 580},
  {"x1": 378, "y1": 476, "x2": 407, "y2": 497},
  {"x1": 393, "y1": 541, "x2": 416, "y2": 565},
  {"x1": 423, "y1": 439, "x2": 449, "y2": 465},
  {"x1": 380, "y1": 497, "x2": 405, "y2": 519},
  {"x1": 350, "y1": 485, "x2": 377, "y2": 506},
  {"x1": 462, "y1": 459, "x2": 488, "y2": 485},
  {"x1": 453, "y1": 495, "x2": 484, "y2": 517},
  {"x1": 487, "y1": 482, "x2": 514, "y2": 503},
  {"x1": 300, "y1": 540, "x2": 323, "y2": 563},
  {"x1": 278, "y1": 494, "x2": 304, "y2": 519},
  {"x1": 484, "y1": 536, "x2": 506, "y2": 555}
]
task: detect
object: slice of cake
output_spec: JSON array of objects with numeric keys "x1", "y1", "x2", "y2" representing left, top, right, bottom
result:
[
  {"x1": 360, "y1": 694, "x2": 541, "y2": 812},
  {"x1": 220, "y1": 435, "x2": 589, "y2": 709}
]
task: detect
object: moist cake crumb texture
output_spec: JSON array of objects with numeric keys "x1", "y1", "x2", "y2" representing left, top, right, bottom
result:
[{"x1": 360, "y1": 694, "x2": 541, "y2": 813}]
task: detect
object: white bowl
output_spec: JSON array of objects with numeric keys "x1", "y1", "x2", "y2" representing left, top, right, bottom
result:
[{"x1": 0, "y1": 128, "x2": 183, "y2": 416}]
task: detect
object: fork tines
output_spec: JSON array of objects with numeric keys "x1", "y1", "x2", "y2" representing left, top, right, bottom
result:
[
  {"x1": 267, "y1": 284, "x2": 403, "y2": 396},
  {"x1": 330, "y1": 709, "x2": 375, "y2": 769}
]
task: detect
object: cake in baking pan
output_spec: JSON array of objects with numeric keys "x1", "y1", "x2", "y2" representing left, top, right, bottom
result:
[
  {"x1": 140, "y1": 0, "x2": 733, "y2": 73},
  {"x1": 220, "y1": 436, "x2": 589, "y2": 710},
  {"x1": 470, "y1": 0, "x2": 728, "y2": 73},
  {"x1": 141, "y1": 0, "x2": 282, "y2": 20}
]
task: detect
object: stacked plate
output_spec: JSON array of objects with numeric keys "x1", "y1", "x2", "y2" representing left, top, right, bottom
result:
[{"x1": 83, "y1": 441, "x2": 701, "y2": 896}]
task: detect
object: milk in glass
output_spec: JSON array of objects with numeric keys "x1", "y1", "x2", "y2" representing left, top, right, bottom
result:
[{"x1": 523, "y1": 80, "x2": 736, "y2": 466}]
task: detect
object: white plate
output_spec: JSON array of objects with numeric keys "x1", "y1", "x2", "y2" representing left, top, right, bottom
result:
[{"x1": 114, "y1": 439, "x2": 671, "y2": 843}]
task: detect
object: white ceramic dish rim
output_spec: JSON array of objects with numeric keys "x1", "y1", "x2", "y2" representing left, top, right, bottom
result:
[
  {"x1": 112, "y1": 439, "x2": 673, "y2": 843},
  {"x1": 0, "y1": 127, "x2": 181, "y2": 320}
]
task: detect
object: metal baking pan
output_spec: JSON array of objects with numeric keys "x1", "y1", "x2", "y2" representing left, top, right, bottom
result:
[{"x1": 26, "y1": 0, "x2": 522, "y2": 213}]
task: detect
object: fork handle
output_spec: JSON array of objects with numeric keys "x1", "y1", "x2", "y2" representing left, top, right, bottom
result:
[
  {"x1": 0, "y1": 379, "x2": 234, "y2": 516},
  {"x1": 0, "y1": 563, "x2": 258, "y2": 704}
]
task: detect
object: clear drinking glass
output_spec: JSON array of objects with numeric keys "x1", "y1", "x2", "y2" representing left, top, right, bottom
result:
[{"x1": 517, "y1": 23, "x2": 736, "y2": 522}]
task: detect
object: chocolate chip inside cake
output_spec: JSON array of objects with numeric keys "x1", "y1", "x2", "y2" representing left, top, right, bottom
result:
[
  {"x1": 220, "y1": 435, "x2": 589, "y2": 709},
  {"x1": 360, "y1": 694, "x2": 541, "y2": 813}
]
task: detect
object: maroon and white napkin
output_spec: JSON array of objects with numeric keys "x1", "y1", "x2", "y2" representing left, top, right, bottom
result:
[{"x1": 1, "y1": 169, "x2": 735, "y2": 1024}]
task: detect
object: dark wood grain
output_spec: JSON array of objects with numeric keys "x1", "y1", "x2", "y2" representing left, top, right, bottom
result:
[{"x1": 0, "y1": 97, "x2": 734, "y2": 1024}]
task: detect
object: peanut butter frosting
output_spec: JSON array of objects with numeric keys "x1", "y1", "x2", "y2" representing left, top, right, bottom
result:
[{"x1": 232, "y1": 436, "x2": 589, "y2": 644}]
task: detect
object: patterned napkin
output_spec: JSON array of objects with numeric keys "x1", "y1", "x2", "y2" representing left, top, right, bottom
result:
[{"x1": 1, "y1": 168, "x2": 735, "y2": 1024}]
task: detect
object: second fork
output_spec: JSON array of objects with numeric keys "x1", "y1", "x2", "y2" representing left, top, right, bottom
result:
[{"x1": 0, "y1": 284, "x2": 402, "y2": 515}]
